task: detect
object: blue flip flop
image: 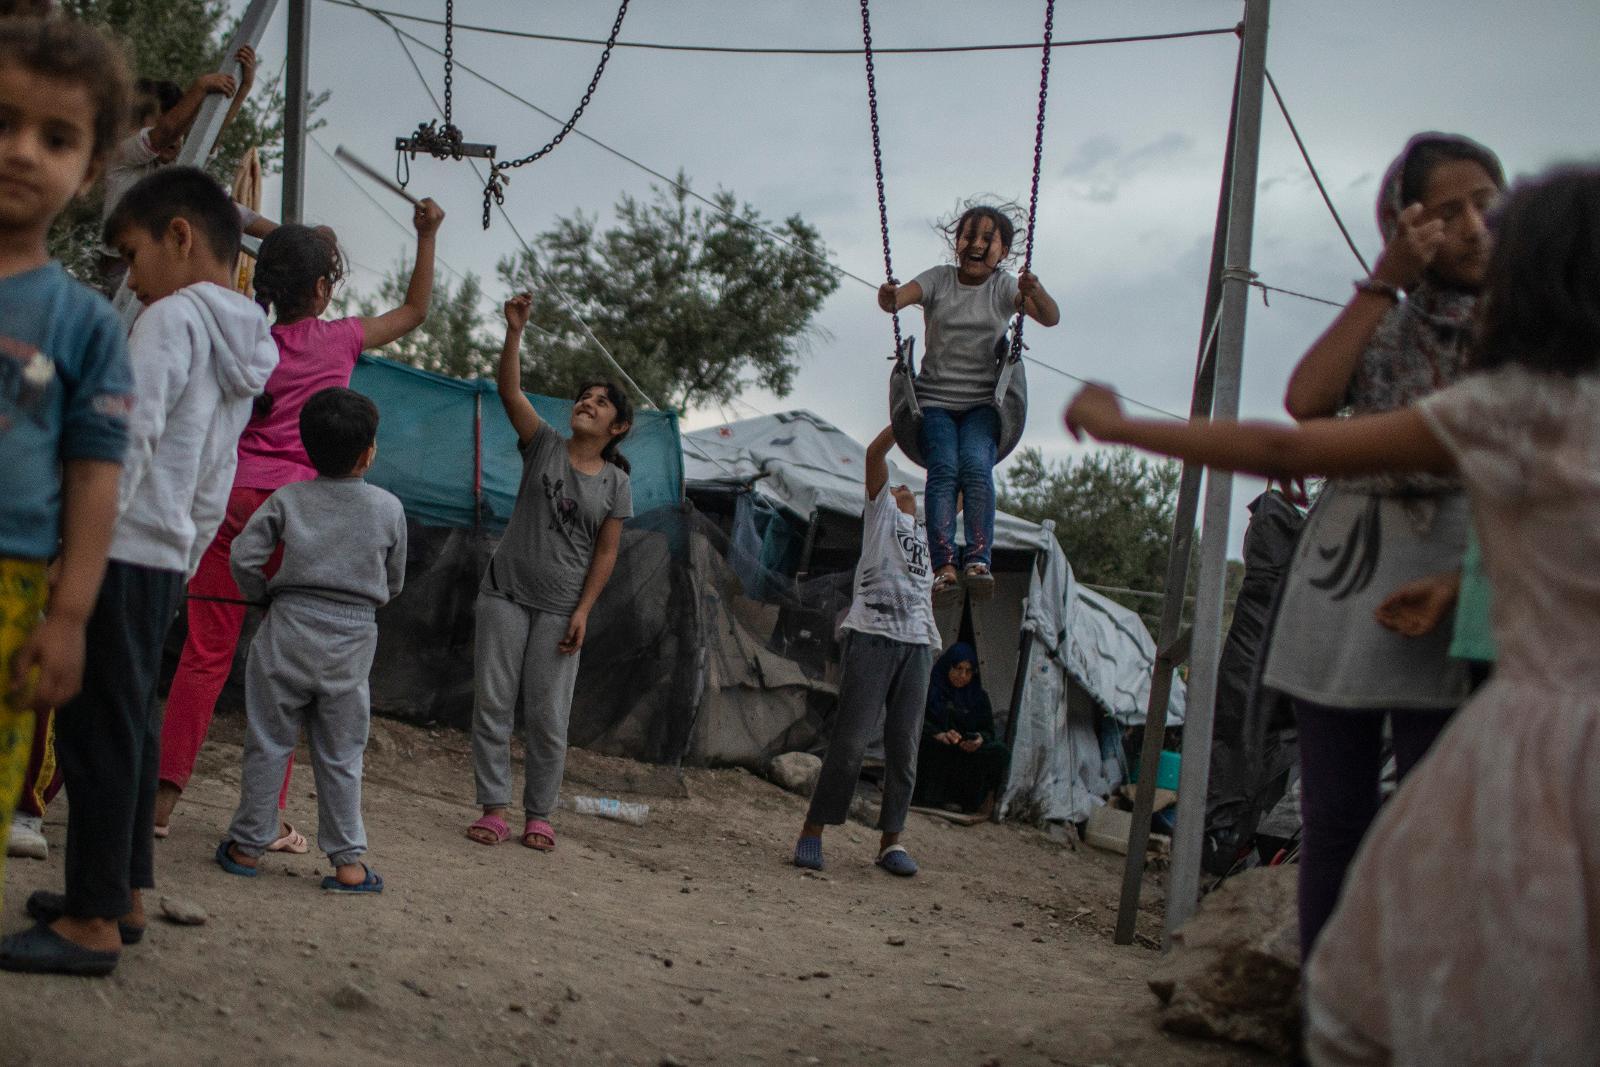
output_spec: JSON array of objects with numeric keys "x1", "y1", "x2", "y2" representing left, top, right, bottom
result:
[
  {"x1": 876, "y1": 845, "x2": 918, "y2": 877},
  {"x1": 793, "y1": 836, "x2": 823, "y2": 871},
  {"x1": 215, "y1": 840, "x2": 259, "y2": 878},
  {"x1": 322, "y1": 864, "x2": 383, "y2": 894}
]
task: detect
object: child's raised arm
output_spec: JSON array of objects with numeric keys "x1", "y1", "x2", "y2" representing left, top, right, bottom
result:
[
  {"x1": 864, "y1": 424, "x2": 896, "y2": 499},
  {"x1": 360, "y1": 198, "x2": 444, "y2": 350},
  {"x1": 217, "y1": 46, "x2": 257, "y2": 142},
  {"x1": 1064, "y1": 383, "x2": 1452, "y2": 481},
  {"x1": 496, "y1": 293, "x2": 542, "y2": 444},
  {"x1": 147, "y1": 71, "x2": 236, "y2": 155},
  {"x1": 877, "y1": 281, "x2": 922, "y2": 314},
  {"x1": 1015, "y1": 270, "x2": 1060, "y2": 327}
]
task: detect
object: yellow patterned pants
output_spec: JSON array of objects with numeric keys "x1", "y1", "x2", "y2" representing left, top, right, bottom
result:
[{"x1": 0, "y1": 558, "x2": 49, "y2": 913}]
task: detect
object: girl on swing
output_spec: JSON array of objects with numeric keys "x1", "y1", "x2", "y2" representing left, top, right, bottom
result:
[
  {"x1": 878, "y1": 205, "x2": 1060, "y2": 599},
  {"x1": 465, "y1": 293, "x2": 633, "y2": 851}
]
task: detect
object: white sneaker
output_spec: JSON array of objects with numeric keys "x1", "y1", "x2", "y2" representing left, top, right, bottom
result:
[{"x1": 6, "y1": 813, "x2": 48, "y2": 860}]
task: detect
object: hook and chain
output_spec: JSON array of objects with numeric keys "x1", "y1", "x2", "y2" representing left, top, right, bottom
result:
[
  {"x1": 1009, "y1": 0, "x2": 1055, "y2": 364},
  {"x1": 859, "y1": 0, "x2": 903, "y2": 364},
  {"x1": 482, "y1": 0, "x2": 632, "y2": 227}
]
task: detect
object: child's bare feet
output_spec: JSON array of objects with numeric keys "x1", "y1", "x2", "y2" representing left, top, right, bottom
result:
[
  {"x1": 333, "y1": 862, "x2": 366, "y2": 887},
  {"x1": 466, "y1": 807, "x2": 511, "y2": 845},
  {"x1": 226, "y1": 842, "x2": 260, "y2": 870}
]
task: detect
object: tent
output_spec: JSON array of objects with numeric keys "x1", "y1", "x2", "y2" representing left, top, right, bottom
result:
[
  {"x1": 179, "y1": 359, "x2": 1183, "y2": 825},
  {"x1": 681, "y1": 410, "x2": 1186, "y2": 823}
]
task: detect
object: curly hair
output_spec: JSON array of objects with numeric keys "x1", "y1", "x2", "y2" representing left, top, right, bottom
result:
[
  {"x1": 936, "y1": 198, "x2": 1027, "y2": 264},
  {"x1": 253, "y1": 224, "x2": 345, "y2": 321}
]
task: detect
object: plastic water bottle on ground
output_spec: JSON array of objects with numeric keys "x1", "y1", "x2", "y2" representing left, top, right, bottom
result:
[{"x1": 569, "y1": 795, "x2": 649, "y2": 826}]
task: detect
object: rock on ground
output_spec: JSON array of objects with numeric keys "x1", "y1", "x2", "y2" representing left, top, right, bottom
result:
[
  {"x1": 766, "y1": 751, "x2": 821, "y2": 796},
  {"x1": 1147, "y1": 864, "x2": 1300, "y2": 1057}
]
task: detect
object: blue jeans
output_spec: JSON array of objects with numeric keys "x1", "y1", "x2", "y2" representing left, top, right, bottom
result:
[{"x1": 918, "y1": 405, "x2": 999, "y2": 572}]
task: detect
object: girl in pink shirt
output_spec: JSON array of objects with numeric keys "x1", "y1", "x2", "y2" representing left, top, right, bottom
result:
[{"x1": 154, "y1": 201, "x2": 444, "y2": 839}]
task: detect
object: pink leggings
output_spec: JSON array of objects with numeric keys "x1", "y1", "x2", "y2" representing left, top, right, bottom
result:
[{"x1": 159, "y1": 486, "x2": 293, "y2": 809}]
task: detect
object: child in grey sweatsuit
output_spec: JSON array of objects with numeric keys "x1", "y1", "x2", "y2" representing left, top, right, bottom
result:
[{"x1": 217, "y1": 387, "x2": 406, "y2": 893}]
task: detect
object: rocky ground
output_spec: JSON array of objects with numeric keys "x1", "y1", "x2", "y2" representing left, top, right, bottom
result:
[{"x1": 0, "y1": 712, "x2": 1274, "y2": 1066}]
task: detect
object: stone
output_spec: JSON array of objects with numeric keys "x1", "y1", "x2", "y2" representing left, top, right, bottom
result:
[
  {"x1": 158, "y1": 896, "x2": 208, "y2": 925},
  {"x1": 886, "y1": 935, "x2": 906, "y2": 947},
  {"x1": 1146, "y1": 865, "x2": 1300, "y2": 1058},
  {"x1": 766, "y1": 752, "x2": 822, "y2": 796},
  {"x1": 329, "y1": 983, "x2": 377, "y2": 1011}
]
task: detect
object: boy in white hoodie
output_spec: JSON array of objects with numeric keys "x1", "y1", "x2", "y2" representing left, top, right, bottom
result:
[{"x1": 0, "y1": 166, "x2": 277, "y2": 977}]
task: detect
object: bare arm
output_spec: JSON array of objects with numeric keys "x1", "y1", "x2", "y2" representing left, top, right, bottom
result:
[
  {"x1": 877, "y1": 280, "x2": 923, "y2": 313},
  {"x1": 560, "y1": 517, "x2": 623, "y2": 654},
  {"x1": 1015, "y1": 270, "x2": 1060, "y2": 327},
  {"x1": 865, "y1": 424, "x2": 895, "y2": 499},
  {"x1": 496, "y1": 292, "x2": 542, "y2": 444},
  {"x1": 12, "y1": 461, "x2": 121, "y2": 710},
  {"x1": 360, "y1": 198, "x2": 444, "y2": 349},
  {"x1": 1284, "y1": 203, "x2": 1445, "y2": 420},
  {"x1": 147, "y1": 73, "x2": 236, "y2": 153},
  {"x1": 1066, "y1": 384, "x2": 1453, "y2": 481},
  {"x1": 216, "y1": 46, "x2": 256, "y2": 143}
]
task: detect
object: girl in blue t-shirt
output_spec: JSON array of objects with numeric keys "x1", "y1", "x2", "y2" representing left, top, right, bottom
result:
[{"x1": 877, "y1": 205, "x2": 1060, "y2": 599}]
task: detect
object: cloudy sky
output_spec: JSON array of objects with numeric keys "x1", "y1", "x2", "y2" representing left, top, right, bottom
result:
[{"x1": 246, "y1": 0, "x2": 1599, "y2": 557}]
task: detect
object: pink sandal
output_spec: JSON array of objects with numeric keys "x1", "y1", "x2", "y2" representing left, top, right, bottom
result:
[
  {"x1": 267, "y1": 822, "x2": 310, "y2": 854},
  {"x1": 522, "y1": 819, "x2": 555, "y2": 851},
  {"x1": 466, "y1": 813, "x2": 511, "y2": 845}
]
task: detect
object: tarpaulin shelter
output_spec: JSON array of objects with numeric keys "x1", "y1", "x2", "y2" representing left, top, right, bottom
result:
[{"x1": 681, "y1": 410, "x2": 1186, "y2": 823}]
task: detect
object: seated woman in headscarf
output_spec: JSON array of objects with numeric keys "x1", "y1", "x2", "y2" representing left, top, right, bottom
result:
[{"x1": 913, "y1": 643, "x2": 1009, "y2": 817}]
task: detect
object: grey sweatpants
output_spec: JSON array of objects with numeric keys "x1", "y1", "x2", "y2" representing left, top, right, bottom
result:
[
  {"x1": 226, "y1": 595, "x2": 377, "y2": 867},
  {"x1": 806, "y1": 631, "x2": 934, "y2": 834},
  {"x1": 471, "y1": 592, "x2": 582, "y2": 820}
]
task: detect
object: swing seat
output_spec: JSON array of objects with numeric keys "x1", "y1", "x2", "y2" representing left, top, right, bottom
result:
[{"x1": 888, "y1": 336, "x2": 1028, "y2": 469}]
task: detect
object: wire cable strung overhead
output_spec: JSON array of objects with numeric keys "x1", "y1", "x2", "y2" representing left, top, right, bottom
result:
[
  {"x1": 319, "y1": 1, "x2": 1237, "y2": 57},
  {"x1": 1264, "y1": 68, "x2": 1370, "y2": 275}
]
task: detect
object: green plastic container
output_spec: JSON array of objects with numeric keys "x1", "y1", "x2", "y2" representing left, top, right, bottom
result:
[{"x1": 1155, "y1": 750, "x2": 1182, "y2": 791}]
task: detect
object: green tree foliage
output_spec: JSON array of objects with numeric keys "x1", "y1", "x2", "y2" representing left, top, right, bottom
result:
[
  {"x1": 348, "y1": 263, "x2": 499, "y2": 380},
  {"x1": 496, "y1": 174, "x2": 839, "y2": 411},
  {"x1": 49, "y1": 0, "x2": 324, "y2": 279}
]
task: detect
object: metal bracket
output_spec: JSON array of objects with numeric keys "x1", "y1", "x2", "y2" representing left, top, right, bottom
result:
[{"x1": 394, "y1": 121, "x2": 495, "y2": 162}]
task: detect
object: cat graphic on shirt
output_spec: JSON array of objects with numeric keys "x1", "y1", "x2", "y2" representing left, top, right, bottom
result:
[{"x1": 543, "y1": 473, "x2": 578, "y2": 531}]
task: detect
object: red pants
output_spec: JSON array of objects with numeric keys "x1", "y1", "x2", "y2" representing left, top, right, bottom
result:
[
  {"x1": 16, "y1": 707, "x2": 62, "y2": 819},
  {"x1": 159, "y1": 486, "x2": 293, "y2": 809}
]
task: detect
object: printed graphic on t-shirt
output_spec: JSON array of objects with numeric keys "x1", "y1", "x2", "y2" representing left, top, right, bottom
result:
[
  {"x1": 543, "y1": 473, "x2": 578, "y2": 531},
  {"x1": 0, "y1": 336, "x2": 55, "y2": 437},
  {"x1": 898, "y1": 523, "x2": 930, "y2": 579}
]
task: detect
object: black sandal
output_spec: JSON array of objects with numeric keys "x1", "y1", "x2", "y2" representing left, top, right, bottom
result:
[
  {"x1": 0, "y1": 921, "x2": 120, "y2": 977},
  {"x1": 25, "y1": 890, "x2": 145, "y2": 945}
]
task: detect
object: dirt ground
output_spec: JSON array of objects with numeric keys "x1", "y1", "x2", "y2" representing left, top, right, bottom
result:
[{"x1": 0, "y1": 711, "x2": 1270, "y2": 1066}]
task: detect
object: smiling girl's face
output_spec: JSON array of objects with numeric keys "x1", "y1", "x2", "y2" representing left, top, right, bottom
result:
[{"x1": 954, "y1": 214, "x2": 1009, "y2": 284}]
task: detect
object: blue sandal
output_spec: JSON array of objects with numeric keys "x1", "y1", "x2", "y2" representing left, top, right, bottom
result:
[
  {"x1": 322, "y1": 864, "x2": 383, "y2": 894},
  {"x1": 876, "y1": 845, "x2": 918, "y2": 877},
  {"x1": 0, "y1": 922, "x2": 120, "y2": 977},
  {"x1": 214, "y1": 840, "x2": 259, "y2": 878},
  {"x1": 793, "y1": 836, "x2": 823, "y2": 871}
]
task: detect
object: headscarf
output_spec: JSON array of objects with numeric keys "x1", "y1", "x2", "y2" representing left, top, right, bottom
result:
[
  {"x1": 1341, "y1": 133, "x2": 1505, "y2": 507},
  {"x1": 926, "y1": 642, "x2": 990, "y2": 733}
]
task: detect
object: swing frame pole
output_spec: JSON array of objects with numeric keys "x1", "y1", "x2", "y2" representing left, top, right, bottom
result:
[
  {"x1": 1164, "y1": 0, "x2": 1272, "y2": 941},
  {"x1": 284, "y1": 0, "x2": 310, "y2": 223},
  {"x1": 1112, "y1": 0, "x2": 1270, "y2": 947}
]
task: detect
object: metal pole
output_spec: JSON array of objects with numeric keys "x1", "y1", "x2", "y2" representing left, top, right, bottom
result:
[
  {"x1": 1164, "y1": 0, "x2": 1272, "y2": 940},
  {"x1": 1112, "y1": 39, "x2": 1243, "y2": 948},
  {"x1": 283, "y1": 0, "x2": 310, "y2": 223}
]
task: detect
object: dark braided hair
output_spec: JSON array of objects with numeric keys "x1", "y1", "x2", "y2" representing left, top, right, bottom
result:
[
  {"x1": 253, "y1": 224, "x2": 345, "y2": 322},
  {"x1": 575, "y1": 380, "x2": 633, "y2": 475}
]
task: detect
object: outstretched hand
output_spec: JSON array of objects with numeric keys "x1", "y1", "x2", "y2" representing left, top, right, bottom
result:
[
  {"x1": 1375, "y1": 572, "x2": 1460, "y2": 638},
  {"x1": 1374, "y1": 203, "x2": 1445, "y2": 290},
  {"x1": 1064, "y1": 384, "x2": 1124, "y2": 441},
  {"x1": 504, "y1": 292, "x2": 533, "y2": 332}
]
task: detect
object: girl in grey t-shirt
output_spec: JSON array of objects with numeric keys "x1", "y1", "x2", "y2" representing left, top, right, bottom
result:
[
  {"x1": 466, "y1": 294, "x2": 634, "y2": 853},
  {"x1": 878, "y1": 205, "x2": 1059, "y2": 599}
]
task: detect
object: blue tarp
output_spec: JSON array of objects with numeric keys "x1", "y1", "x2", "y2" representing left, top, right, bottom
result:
[{"x1": 350, "y1": 355, "x2": 683, "y2": 529}]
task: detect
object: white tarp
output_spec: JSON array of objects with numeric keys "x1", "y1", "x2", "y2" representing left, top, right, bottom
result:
[{"x1": 684, "y1": 411, "x2": 1187, "y2": 823}]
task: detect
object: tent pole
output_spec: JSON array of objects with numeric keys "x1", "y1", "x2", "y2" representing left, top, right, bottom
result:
[
  {"x1": 283, "y1": 0, "x2": 310, "y2": 224},
  {"x1": 473, "y1": 390, "x2": 483, "y2": 530},
  {"x1": 1163, "y1": 0, "x2": 1272, "y2": 941},
  {"x1": 1113, "y1": 20, "x2": 1246, "y2": 948}
]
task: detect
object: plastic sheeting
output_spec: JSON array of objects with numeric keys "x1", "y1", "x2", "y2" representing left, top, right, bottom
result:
[
  {"x1": 351, "y1": 355, "x2": 684, "y2": 528},
  {"x1": 684, "y1": 411, "x2": 1186, "y2": 823}
]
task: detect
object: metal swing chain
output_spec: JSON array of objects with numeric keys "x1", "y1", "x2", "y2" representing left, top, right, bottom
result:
[
  {"x1": 442, "y1": 0, "x2": 454, "y2": 128},
  {"x1": 482, "y1": 0, "x2": 633, "y2": 228},
  {"x1": 1009, "y1": 0, "x2": 1055, "y2": 364},
  {"x1": 859, "y1": 0, "x2": 903, "y2": 363}
]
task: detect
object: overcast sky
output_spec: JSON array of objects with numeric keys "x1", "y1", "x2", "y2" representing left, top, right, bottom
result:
[{"x1": 246, "y1": 0, "x2": 1600, "y2": 558}]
